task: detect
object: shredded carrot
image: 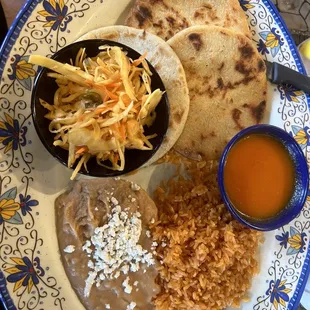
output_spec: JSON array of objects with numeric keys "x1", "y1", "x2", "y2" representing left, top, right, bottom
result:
[
  {"x1": 95, "y1": 107, "x2": 108, "y2": 115},
  {"x1": 106, "y1": 88, "x2": 119, "y2": 100},
  {"x1": 75, "y1": 145, "x2": 88, "y2": 155},
  {"x1": 113, "y1": 153, "x2": 120, "y2": 163},
  {"x1": 94, "y1": 84, "x2": 119, "y2": 100},
  {"x1": 133, "y1": 102, "x2": 141, "y2": 113},
  {"x1": 105, "y1": 82, "x2": 122, "y2": 88},
  {"x1": 78, "y1": 114, "x2": 85, "y2": 121},
  {"x1": 119, "y1": 122, "x2": 126, "y2": 141},
  {"x1": 85, "y1": 80, "x2": 94, "y2": 88},
  {"x1": 132, "y1": 51, "x2": 148, "y2": 67},
  {"x1": 122, "y1": 94, "x2": 132, "y2": 106},
  {"x1": 110, "y1": 123, "x2": 119, "y2": 131}
]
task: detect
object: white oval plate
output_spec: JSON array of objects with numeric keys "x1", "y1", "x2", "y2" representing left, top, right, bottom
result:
[{"x1": 0, "y1": 0, "x2": 310, "y2": 309}]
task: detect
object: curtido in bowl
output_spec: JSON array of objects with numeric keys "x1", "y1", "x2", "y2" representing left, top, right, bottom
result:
[{"x1": 30, "y1": 39, "x2": 169, "y2": 179}]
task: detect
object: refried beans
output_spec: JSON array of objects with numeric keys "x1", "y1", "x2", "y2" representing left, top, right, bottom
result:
[{"x1": 55, "y1": 178, "x2": 159, "y2": 310}]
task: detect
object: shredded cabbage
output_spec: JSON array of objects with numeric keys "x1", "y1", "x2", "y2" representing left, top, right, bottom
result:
[{"x1": 29, "y1": 46, "x2": 163, "y2": 179}]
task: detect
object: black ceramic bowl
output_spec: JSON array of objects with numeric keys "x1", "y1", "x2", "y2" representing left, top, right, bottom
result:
[{"x1": 31, "y1": 39, "x2": 169, "y2": 177}]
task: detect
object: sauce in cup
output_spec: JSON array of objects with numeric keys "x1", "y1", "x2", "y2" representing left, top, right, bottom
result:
[{"x1": 223, "y1": 134, "x2": 295, "y2": 219}]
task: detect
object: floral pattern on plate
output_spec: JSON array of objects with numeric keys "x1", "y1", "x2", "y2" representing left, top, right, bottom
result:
[{"x1": 0, "y1": 0, "x2": 309, "y2": 309}]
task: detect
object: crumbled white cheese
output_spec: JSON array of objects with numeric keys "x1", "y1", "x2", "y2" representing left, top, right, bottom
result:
[
  {"x1": 131, "y1": 183, "x2": 140, "y2": 191},
  {"x1": 126, "y1": 302, "x2": 136, "y2": 310},
  {"x1": 122, "y1": 276, "x2": 132, "y2": 294},
  {"x1": 82, "y1": 240, "x2": 92, "y2": 254},
  {"x1": 152, "y1": 242, "x2": 158, "y2": 247},
  {"x1": 133, "y1": 281, "x2": 138, "y2": 286},
  {"x1": 130, "y1": 262, "x2": 139, "y2": 272},
  {"x1": 84, "y1": 271, "x2": 97, "y2": 297},
  {"x1": 146, "y1": 230, "x2": 151, "y2": 238},
  {"x1": 121, "y1": 264, "x2": 130, "y2": 275},
  {"x1": 82, "y1": 199, "x2": 155, "y2": 297},
  {"x1": 115, "y1": 177, "x2": 120, "y2": 180},
  {"x1": 111, "y1": 197, "x2": 118, "y2": 206},
  {"x1": 150, "y1": 218, "x2": 155, "y2": 224},
  {"x1": 95, "y1": 207, "x2": 98, "y2": 211},
  {"x1": 161, "y1": 242, "x2": 167, "y2": 247},
  {"x1": 63, "y1": 245, "x2": 75, "y2": 253},
  {"x1": 105, "y1": 304, "x2": 111, "y2": 309},
  {"x1": 131, "y1": 197, "x2": 136, "y2": 202}
]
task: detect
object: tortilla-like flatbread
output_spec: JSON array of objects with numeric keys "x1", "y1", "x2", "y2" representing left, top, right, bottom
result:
[
  {"x1": 78, "y1": 26, "x2": 189, "y2": 165},
  {"x1": 167, "y1": 25, "x2": 267, "y2": 160},
  {"x1": 125, "y1": 0, "x2": 251, "y2": 41}
]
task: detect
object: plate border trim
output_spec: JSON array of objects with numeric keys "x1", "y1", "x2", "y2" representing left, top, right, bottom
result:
[
  {"x1": 262, "y1": 1, "x2": 310, "y2": 308},
  {"x1": 0, "y1": 0, "x2": 309, "y2": 309},
  {"x1": 0, "y1": 0, "x2": 40, "y2": 77}
]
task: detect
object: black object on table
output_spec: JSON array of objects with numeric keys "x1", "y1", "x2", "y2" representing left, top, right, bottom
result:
[{"x1": 265, "y1": 60, "x2": 310, "y2": 94}]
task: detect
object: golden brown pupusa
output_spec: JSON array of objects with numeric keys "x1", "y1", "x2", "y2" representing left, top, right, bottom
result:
[
  {"x1": 167, "y1": 25, "x2": 267, "y2": 160},
  {"x1": 125, "y1": 0, "x2": 251, "y2": 40}
]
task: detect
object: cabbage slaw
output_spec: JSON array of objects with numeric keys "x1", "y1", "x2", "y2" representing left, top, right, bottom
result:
[{"x1": 29, "y1": 46, "x2": 163, "y2": 179}]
